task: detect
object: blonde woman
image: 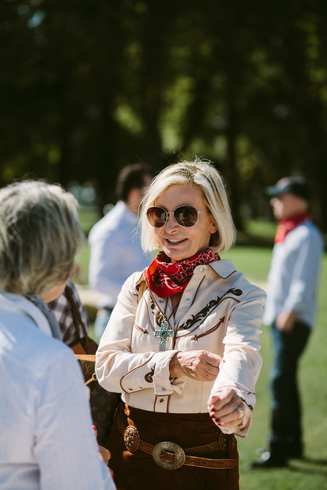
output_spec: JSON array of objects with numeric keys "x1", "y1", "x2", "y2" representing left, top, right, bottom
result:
[
  {"x1": 0, "y1": 181, "x2": 115, "y2": 490},
  {"x1": 96, "y1": 160, "x2": 265, "y2": 490}
]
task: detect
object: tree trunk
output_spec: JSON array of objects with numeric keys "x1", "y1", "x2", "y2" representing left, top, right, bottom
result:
[{"x1": 225, "y1": 99, "x2": 243, "y2": 231}]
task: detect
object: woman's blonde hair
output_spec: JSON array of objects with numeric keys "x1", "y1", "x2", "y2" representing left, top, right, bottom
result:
[
  {"x1": 140, "y1": 159, "x2": 236, "y2": 253},
  {"x1": 0, "y1": 181, "x2": 84, "y2": 296}
]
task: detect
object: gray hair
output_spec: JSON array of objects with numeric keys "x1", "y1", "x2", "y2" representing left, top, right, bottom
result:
[
  {"x1": 139, "y1": 159, "x2": 236, "y2": 253},
  {"x1": 0, "y1": 181, "x2": 84, "y2": 296}
]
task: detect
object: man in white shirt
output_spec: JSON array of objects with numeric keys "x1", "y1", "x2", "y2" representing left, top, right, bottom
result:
[
  {"x1": 251, "y1": 177, "x2": 324, "y2": 468},
  {"x1": 89, "y1": 164, "x2": 153, "y2": 340}
]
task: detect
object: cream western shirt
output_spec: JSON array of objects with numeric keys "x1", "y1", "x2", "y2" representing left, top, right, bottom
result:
[{"x1": 96, "y1": 259, "x2": 266, "y2": 437}]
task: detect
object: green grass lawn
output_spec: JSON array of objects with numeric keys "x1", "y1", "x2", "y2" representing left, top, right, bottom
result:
[
  {"x1": 244, "y1": 219, "x2": 277, "y2": 241},
  {"x1": 78, "y1": 239, "x2": 327, "y2": 489}
]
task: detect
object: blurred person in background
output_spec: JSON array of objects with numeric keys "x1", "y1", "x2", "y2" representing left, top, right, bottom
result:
[
  {"x1": 0, "y1": 181, "x2": 115, "y2": 490},
  {"x1": 88, "y1": 164, "x2": 153, "y2": 341},
  {"x1": 96, "y1": 160, "x2": 265, "y2": 490},
  {"x1": 251, "y1": 177, "x2": 324, "y2": 468}
]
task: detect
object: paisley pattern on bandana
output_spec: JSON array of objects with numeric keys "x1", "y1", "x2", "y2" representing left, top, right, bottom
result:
[{"x1": 144, "y1": 248, "x2": 220, "y2": 298}]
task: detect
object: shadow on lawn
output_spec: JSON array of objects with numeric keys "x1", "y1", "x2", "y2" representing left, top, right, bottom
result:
[
  {"x1": 288, "y1": 457, "x2": 327, "y2": 476},
  {"x1": 302, "y1": 457, "x2": 327, "y2": 466}
]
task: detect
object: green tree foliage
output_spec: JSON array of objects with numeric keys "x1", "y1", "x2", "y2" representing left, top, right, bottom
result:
[{"x1": 1, "y1": 0, "x2": 327, "y2": 228}]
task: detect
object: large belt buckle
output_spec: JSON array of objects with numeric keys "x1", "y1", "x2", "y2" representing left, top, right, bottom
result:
[{"x1": 152, "y1": 441, "x2": 186, "y2": 470}]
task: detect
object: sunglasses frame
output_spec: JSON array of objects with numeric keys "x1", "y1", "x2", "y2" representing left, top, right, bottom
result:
[{"x1": 146, "y1": 205, "x2": 208, "y2": 228}]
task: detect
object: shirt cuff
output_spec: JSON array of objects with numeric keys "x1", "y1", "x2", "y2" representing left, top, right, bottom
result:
[
  {"x1": 152, "y1": 350, "x2": 185, "y2": 395},
  {"x1": 120, "y1": 350, "x2": 184, "y2": 395}
]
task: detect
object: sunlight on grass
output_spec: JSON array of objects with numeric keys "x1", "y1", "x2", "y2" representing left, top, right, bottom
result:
[{"x1": 222, "y1": 245, "x2": 272, "y2": 285}]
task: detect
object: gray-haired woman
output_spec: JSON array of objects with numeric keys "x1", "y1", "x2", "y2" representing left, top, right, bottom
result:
[
  {"x1": 0, "y1": 181, "x2": 115, "y2": 490},
  {"x1": 96, "y1": 160, "x2": 266, "y2": 490}
]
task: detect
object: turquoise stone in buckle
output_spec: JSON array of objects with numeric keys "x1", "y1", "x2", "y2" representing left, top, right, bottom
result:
[{"x1": 123, "y1": 425, "x2": 140, "y2": 452}]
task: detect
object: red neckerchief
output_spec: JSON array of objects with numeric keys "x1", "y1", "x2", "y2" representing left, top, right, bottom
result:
[
  {"x1": 275, "y1": 211, "x2": 311, "y2": 243},
  {"x1": 144, "y1": 248, "x2": 220, "y2": 298}
]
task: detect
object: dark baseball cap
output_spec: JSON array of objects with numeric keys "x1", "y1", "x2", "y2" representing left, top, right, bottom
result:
[{"x1": 266, "y1": 177, "x2": 310, "y2": 200}]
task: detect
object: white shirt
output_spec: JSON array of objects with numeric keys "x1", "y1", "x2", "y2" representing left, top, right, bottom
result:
[
  {"x1": 0, "y1": 291, "x2": 116, "y2": 490},
  {"x1": 96, "y1": 259, "x2": 265, "y2": 437},
  {"x1": 263, "y1": 221, "x2": 324, "y2": 328},
  {"x1": 88, "y1": 201, "x2": 150, "y2": 309}
]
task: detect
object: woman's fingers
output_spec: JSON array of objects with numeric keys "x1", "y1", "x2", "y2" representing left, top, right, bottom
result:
[
  {"x1": 215, "y1": 405, "x2": 244, "y2": 425},
  {"x1": 208, "y1": 387, "x2": 234, "y2": 411},
  {"x1": 204, "y1": 351, "x2": 222, "y2": 368},
  {"x1": 208, "y1": 388, "x2": 245, "y2": 427},
  {"x1": 177, "y1": 350, "x2": 221, "y2": 381}
]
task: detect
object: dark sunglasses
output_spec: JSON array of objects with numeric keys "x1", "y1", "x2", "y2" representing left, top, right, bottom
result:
[{"x1": 146, "y1": 205, "x2": 208, "y2": 228}]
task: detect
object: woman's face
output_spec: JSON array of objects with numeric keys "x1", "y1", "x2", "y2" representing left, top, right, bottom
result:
[{"x1": 153, "y1": 184, "x2": 217, "y2": 263}]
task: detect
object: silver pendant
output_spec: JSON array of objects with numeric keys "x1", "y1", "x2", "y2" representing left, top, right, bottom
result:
[{"x1": 154, "y1": 318, "x2": 174, "y2": 351}]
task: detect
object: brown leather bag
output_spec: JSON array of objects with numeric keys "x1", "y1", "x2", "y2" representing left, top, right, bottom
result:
[
  {"x1": 64, "y1": 285, "x2": 120, "y2": 444},
  {"x1": 75, "y1": 280, "x2": 147, "y2": 445},
  {"x1": 76, "y1": 354, "x2": 121, "y2": 446}
]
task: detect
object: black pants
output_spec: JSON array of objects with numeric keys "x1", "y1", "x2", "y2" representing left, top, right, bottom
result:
[{"x1": 270, "y1": 321, "x2": 311, "y2": 459}]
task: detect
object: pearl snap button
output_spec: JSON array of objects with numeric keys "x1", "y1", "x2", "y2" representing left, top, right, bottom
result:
[
  {"x1": 185, "y1": 298, "x2": 190, "y2": 303},
  {"x1": 162, "y1": 387, "x2": 166, "y2": 391},
  {"x1": 200, "y1": 267, "x2": 205, "y2": 272}
]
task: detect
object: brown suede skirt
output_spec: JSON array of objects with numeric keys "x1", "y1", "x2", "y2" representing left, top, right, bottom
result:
[{"x1": 105, "y1": 402, "x2": 239, "y2": 490}]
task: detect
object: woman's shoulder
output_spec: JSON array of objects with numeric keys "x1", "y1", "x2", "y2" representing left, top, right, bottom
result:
[
  {"x1": 208, "y1": 258, "x2": 236, "y2": 278},
  {"x1": 209, "y1": 259, "x2": 266, "y2": 301},
  {"x1": 121, "y1": 270, "x2": 146, "y2": 297}
]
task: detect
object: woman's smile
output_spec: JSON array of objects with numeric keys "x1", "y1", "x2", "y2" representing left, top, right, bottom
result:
[{"x1": 166, "y1": 238, "x2": 187, "y2": 244}]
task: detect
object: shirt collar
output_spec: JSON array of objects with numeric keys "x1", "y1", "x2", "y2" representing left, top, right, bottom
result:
[
  {"x1": 208, "y1": 258, "x2": 236, "y2": 278},
  {"x1": 0, "y1": 291, "x2": 53, "y2": 337}
]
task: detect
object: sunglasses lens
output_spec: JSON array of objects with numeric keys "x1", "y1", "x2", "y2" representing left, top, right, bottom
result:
[
  {"x1": 146, "y1": 207, "x2": 167, "y2": 227},
  {"x1": 147, "y1": 206, "x2": 199, "y2": 227},
  {"x1": 174, "y1": 206, "x2": 198, "y2": 227}
]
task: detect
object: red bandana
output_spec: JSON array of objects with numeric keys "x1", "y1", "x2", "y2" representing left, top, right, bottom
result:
[
  {"x1": 275, "y1": 211, "x2": 311, "y2": 243},
  {"x1": 144, "y1": 248, "x2": 220, "y2": 298}
]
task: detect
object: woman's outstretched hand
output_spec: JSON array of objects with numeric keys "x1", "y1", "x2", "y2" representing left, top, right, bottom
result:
[
  {"x1": 169, "y1": 350, "x2": 221, "y2": 381},
  {"x1": 207, "y1": 388, "x2": 245, "y2": 432}
]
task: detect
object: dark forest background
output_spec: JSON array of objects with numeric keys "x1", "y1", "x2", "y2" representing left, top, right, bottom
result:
[{"x1": 1, "y1": 0, "x2": 327, "y2": 231}]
